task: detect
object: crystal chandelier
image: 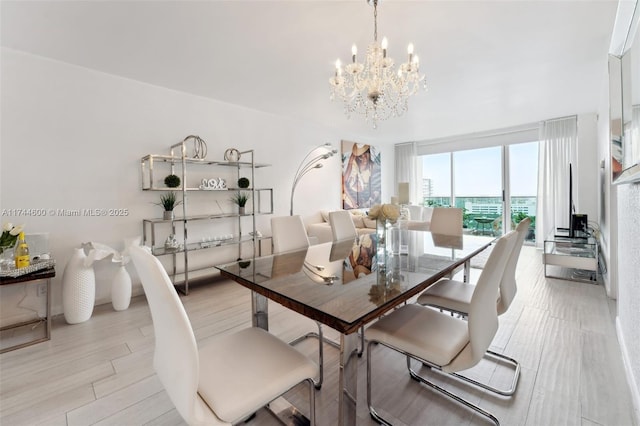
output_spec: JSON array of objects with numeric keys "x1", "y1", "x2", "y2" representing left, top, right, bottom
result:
[{"x1": 329, "y1": 0, "x2": 426, "y2": 128}]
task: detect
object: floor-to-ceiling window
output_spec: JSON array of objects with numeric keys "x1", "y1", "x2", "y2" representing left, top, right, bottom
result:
[
  {"x1": 454, "y1": 146, "x2": 503, "y2": 234},
  {"x1": 419, "y1": 136, "x2": 538, "y2": 243},
  {"x1": 422, "y1": 152, "x2": 451, "y2": 207},
  {"x1": 508, "y1": 142, "x2": 538, "y2": 241}
]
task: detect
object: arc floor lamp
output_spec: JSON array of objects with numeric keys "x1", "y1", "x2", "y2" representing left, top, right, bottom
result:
[{"x1": 290, "y1": 143, "x2": 338, "y2": 216}]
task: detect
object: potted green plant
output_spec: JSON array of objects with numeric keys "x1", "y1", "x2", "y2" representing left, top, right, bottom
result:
[
  {"x1": 156, "y1": 192, "x2": 182, "y2": 220},
  {"x1": 230, "y1": 192, "x2": 249, "y2": 215},
  {"x1": 237, "y1": 177, "x2": 250, "y2": 188},
  {"x1": 164, "y1": 174, "x2": 181, "y2": 188}
]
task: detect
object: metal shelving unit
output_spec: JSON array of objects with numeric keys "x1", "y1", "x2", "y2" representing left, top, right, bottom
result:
[{"x1": 141, "y1": 139, "x2": 272, "y2": 294}]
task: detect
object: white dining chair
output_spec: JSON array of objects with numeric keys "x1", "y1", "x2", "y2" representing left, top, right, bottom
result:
[
  {"x1": 271, "y1": 215, "x2": 332, "y2": 389},
  {"x1": 365, "y1": 231, "x2": 518, "y2": 426},
  {"x1": 129, "y1": 245, "x2": 317, "y2": 425},
  {"x1": 271, "y1": 215, "x2": 310, "y2": 253},
  {"x1": 406, "y1": 205, "x2": 423, "y2": 221},
  {"x1": 429, "y1": 207, "x2": 463, "y2": 235},
  {"x1": 429, "y1": 207, "x2": 464, "y2": 279},
  {"x1": 415, "y1": 217, "x2": 531, "y2": 395},
  {"x1": 328, "y1": 210, "x2": 357, "y2": 241}
]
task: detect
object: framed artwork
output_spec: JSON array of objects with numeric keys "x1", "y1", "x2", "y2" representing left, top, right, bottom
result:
[{"x1": 341, "y1": 140, "x2": 381, "y2": 210}]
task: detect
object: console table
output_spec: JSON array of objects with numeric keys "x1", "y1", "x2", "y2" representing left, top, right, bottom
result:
[
  {"x1": 543, "y1": 235, "x2": 599, "y2": 283},
  {"x1": 0, "y1": 267, "x2": 55, "y2": 353}
]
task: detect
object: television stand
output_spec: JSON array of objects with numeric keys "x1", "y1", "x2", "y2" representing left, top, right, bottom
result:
[
  {"x1": 554, "y1": 227, "x2": 589, "y2": 240},
  {"x1": 543, "y1": 234, "x2": 599, "y2": 283}
]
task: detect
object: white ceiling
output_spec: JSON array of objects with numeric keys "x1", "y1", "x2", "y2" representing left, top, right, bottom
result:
[{"x1": 0, "y1": 0, "x2": 619, "y2": 144}]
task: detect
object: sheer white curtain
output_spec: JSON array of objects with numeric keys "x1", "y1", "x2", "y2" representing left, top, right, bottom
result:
[
  {"x1": 536, "y1": 116, "x2": 578, "y2": 247},
  {"x1": 394, "y1": 142, "x2": 418, "y2": 203}
]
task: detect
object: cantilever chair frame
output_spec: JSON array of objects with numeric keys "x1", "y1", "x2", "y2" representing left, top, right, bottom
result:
[
  {"x1": 418, "y1": 305, "x2": 521, "y2": 397},
  {"x1": 367, "y1": 343, "x2": 500, "y2": 426}
]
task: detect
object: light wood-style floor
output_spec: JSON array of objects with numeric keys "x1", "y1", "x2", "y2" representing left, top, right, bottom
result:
[{"x1": 0, "y1": 246, "x2": 637, "y2": 426}]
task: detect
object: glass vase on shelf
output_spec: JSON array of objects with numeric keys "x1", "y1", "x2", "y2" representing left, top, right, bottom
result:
[{"x1": 0, "y1": 246, "x2": 15, "y2": 272}]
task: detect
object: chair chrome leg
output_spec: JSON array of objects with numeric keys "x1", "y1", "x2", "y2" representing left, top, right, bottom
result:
[
  {"x1": 266, "y1": 379, "x2": 316, "y2": 425},
  {"x1": 420, "y1": 306, "x2": 521, "y2": 395},
  {"x1": 358, "y1": 326, "x2": 365, "y2": 357},
  {"x1": 289, "y1": 321, "x2": 340, "y2": 389},
  {"x1": 308, "y1": 378, "x2": 316, "y2": 426},
  {"x1": 449, "y1": 350, "x2": 520, "y2": 396},
  {"x1": 407, "y1": 357, "x2": 500, "y2": 426},
  {"x1": 368, "y1": 339, "x2": 499, "y2": 426},
  {"x1": 367, "y1": 341, "x2": 393, "y2": 426},
  {"x1": 368, "y1": 341, "x2": 499, "y2": 426}
]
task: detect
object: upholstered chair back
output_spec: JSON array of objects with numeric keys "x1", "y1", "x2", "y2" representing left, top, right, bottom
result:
[
  {"x1": 430, "y1": 207, "x2": 463, "y2": 236},
  {"x1": 329, "y1": 210, "x2": 357, "y2": 241},
  {"x1": 497, "y1": 217, "x2": 531, "y2": 315},
  {"x1": 130, "y1": 246, "x2": 211, "y2": 425},
  {"x1": 271, "y1": 215, "x2": 311, "y2": 254}
]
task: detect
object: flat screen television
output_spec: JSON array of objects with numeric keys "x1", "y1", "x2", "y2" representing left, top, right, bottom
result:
[
  {"x1": 569, "y1": 162, "x2": 574, "y2": 234},
  {"x1": 555, "y1": 163, "x2": 575, "y2": 238}
]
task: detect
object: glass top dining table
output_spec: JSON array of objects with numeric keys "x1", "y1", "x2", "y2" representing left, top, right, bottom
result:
[{"x1": 216, "y1": 229, "x2": 494, "y2": 425}]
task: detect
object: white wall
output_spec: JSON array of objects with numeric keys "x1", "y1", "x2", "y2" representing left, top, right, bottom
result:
[
  {"x1": 616, "y1": 183, "x2": 640, "y2": 419},
  {"x1": 576, "y1": 113, "x2": 599, "y2": 220},
  {"x1": 0, "y1": 48, "x2": 386, "y2": 319},
  {"x1": 596, "y1": 60, "x2": 616, "y2": 298},
  {"x1": 595, "y1": 45, "x2": 640, "y2": 419}
]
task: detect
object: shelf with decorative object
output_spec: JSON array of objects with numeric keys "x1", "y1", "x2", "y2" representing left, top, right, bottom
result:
[
  {"x1": 140, "y1": 155, "x2": 270, "y2": 191},
  {"x1": 140, "y1": 136, "x2": 272, "y2": 294}
]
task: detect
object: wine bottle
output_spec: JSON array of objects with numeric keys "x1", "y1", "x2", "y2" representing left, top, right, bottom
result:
[{"x1": 14, "y1": 232, "x2": 30, "y2": 268}]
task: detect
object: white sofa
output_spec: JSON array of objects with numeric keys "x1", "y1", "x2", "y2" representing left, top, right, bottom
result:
[
  {"x1": 305, "y1": 210, "x2": 376, "y2": 244},
  {"x1": 304, "y1": 207, "x2": 433, "y2": 244}
]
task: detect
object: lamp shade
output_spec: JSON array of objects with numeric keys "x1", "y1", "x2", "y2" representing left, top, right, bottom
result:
[{"x1": 398, "y1": 182, "x2": 410, "y2": 204}]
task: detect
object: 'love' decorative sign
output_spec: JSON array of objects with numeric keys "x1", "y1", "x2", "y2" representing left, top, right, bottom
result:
[{"x1": 199, "y1": 178, "x2": 227, "y2": 190}]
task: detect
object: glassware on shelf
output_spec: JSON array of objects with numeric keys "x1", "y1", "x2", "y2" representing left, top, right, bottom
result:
[{"x1": 0, "y1": 247, "x2": 15, "y2": 272}]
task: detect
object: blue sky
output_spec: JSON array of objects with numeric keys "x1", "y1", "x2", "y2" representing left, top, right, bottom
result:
[{"x1": 422, "y1": 142, "x2": 538, "y2": 197}]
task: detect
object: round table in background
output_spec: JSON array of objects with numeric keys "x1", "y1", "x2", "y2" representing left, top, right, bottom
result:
[{"x1": 474, "y1": 217, "x2": 494, "y2": 235}]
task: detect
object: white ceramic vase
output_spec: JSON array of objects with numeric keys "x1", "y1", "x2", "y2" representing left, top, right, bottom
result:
[
  {"x1": 111, "y1": 264, "x2": 131, "y2": 311},
  {"x1": 62, "y1": 248, "x2": 95, "y2": 324}
]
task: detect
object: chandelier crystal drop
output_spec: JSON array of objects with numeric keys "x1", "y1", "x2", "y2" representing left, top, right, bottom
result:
[{"x1": 329, "y1": 0, "x2": 426, "y2": 128}]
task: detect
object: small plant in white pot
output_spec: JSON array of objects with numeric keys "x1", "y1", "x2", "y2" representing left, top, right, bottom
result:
[
  {"x1": 156, "y1": 192, "x2": 182, "y2": 220},
  {"x1": 230, "y1": 192, "x2": 249, "y2": 215}
]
